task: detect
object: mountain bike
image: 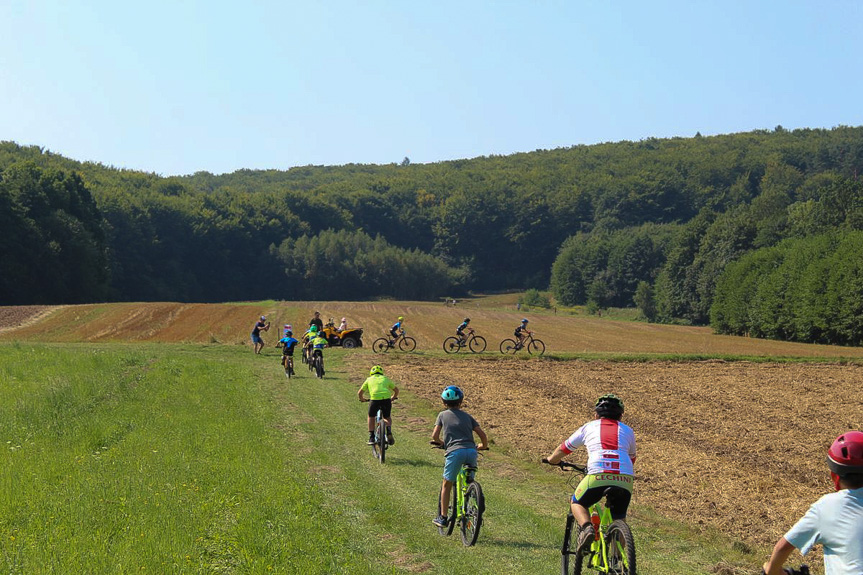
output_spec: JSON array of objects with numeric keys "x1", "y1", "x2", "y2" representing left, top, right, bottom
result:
[
  {"x1": 432, "y1": 444, "x2": 485, "y2": 546},
  {"x1": 373, "y1": 329, "x2": 417, "y2": 353},
  {"x1": 544, "y1": 460, "x2": 635, "y2": 575},
  {"x1": 443, "y1": 328, "x2": 487, "y2": 353},
  {"x1": 281, "y1": 354, "x2": 295, "y2": 379},
  {"x1": 500, "y1": 331, "x2": 545, "y2": 355},
  {"x1": 310, "y1": 350, "x2": 324, "y2": 379},
  {"x1": 369, "y1": 398, "x2": 397, "y2": 463}
]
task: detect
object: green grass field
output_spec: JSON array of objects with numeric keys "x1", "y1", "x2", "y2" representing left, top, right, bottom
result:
[{"x1": 0, "y1": 342, "x2": 766, "y2": 574}]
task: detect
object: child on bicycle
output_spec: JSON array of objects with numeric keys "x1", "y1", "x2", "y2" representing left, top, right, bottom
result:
[
  {"x1": 310, "y1": 329, "x2": 328, "y2": 375},
  {"x1": 430, "y1": 385, "x2": 489, "y2": 528},
  {"x1": 276, "y1": 330, "x2": 299, "y2": 372},
  {"x1": 543, "y1": 394, "x2": 636, "y2": 558},
  {"x1": 515, "y1": 318, "x2": 530, "y2": 348},
  {"x1": 357, "y1": 365, "x2": 400, "y2": 445},
  {"x1": 762, "y1": 430, "x2": 863, "y2": 575},
  {"x1": 456, "y1": 318, "x2": 471, "y2": 344}
]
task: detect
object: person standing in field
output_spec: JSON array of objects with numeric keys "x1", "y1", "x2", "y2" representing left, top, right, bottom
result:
[
  {"x1": 251, "y1": 315, "x2": 270, "y2": 354},
  {"x1": 309, "y1": 311, "x2": 324, "y2": 333}
]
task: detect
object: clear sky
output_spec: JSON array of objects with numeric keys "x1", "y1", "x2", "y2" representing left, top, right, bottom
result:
[{"x1": 2, "y1": 1, "x2": 862, "y2": 176}]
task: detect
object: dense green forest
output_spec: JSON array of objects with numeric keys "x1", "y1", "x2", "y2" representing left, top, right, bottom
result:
[{"x1": 2, "y1": 126, "x2": 863, "y2": 343}]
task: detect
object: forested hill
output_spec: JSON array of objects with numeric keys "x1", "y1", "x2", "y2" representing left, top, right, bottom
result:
[{"x1": 2, "y1": 127, "x2": 863, "y2": 344}]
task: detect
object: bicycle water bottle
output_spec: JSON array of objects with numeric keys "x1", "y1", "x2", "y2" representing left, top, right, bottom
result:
[{"x1": 590, "y1": 510, "x2": 601, "y2": 540}]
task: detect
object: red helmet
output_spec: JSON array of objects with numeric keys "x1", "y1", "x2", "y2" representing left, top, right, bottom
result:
[{"x1": 827, "y1": 431, "x2": 863, "y2": 490}]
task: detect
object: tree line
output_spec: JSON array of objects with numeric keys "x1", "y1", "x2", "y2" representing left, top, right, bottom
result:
[{"x1": 1, "y1": 126, "x2": 863, "y2": 345}]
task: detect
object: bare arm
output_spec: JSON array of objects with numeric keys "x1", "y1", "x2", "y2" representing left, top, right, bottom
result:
[
  {"x1": 762, "y1": 537, "x2": 796, "y2": 575},
  {"x1": 474, "y1": 425, "x2": 489, "y2": 450},
  {"x1": 358, "y1": 387, "x2": 367, "y2": 402},
  {"x1": 431, "y1": 424, "x2": 442, "y2": 444},
  {"x1": 544, "y1": 445, "x2": 567, "y2": 465},
  {"x1": 391, "y1": 385, "x2": 399, "y2": 400}
]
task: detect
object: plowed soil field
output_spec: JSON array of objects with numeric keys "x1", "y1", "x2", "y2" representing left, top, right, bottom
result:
[{"x1": 3, "y1": 300, "x2": 862, "y2": 554}]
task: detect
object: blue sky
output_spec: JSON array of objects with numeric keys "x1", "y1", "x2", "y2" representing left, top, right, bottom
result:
[{"x1": 2, "y1": 1, "x2": 862, "y2": 176}]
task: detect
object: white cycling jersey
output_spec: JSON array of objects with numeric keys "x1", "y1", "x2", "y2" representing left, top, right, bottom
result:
[{"x1": 560, "y1": 418, "x2": 636, "y2": 475}]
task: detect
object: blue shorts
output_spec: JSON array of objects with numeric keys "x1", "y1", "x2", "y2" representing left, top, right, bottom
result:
[
  {"x1": 443, "y1": 447, "x2": 478, "y2": 482},
  {"x1": 251, "y1": 333, "x2": 263, "y2": 344}
]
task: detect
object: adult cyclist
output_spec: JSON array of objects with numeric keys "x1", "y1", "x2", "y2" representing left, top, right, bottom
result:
[
  {"x1": 390, "y1": 316, "x2": 405, "y2": 345},
  {"x1": 762, "y1": 430, "x2": 863, "y2": 575},
  {"x1": 543, "y1": 394, "x2": 636, "y2": 558},
  {"x1": 456, "y1": 318, "x2": 471, "y2": 345},
  {"x1": 514, "y1": 318, "x2": 530, "y2": 349}
]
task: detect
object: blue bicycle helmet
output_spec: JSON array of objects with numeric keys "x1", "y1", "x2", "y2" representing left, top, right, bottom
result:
[
  {"x1": 521, "y1": 318, "x2": 529, "y2": 323},
  {"x1": 441, "y1": 385, "x2": 464, "y2": 402}
]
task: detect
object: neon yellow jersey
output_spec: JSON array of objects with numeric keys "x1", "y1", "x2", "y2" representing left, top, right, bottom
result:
[
  {"x1": 311, "y1": 335, "x2": 328, "y2": 349},
  {"x1": 361, "y1": 374, "x2": 396, "y2": 400}
]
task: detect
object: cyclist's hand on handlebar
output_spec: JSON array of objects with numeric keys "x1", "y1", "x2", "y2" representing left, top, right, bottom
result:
[
  {"x1": 477, "y1": 444, "x2": 489, "y2": 451},
  {"x1": 430, "y1": 440, "x2": 443, "y2": 448}
]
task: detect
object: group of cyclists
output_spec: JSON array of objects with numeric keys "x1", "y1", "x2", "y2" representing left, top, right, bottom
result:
[
  {"x1": 255, "y1": 312, "x2": 863, "y2": 574},
  {"x1": 250, "y1": 312, "x2": 337, "y2": 376}
]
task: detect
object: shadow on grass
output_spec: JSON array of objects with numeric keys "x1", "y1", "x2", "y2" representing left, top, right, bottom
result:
[{"x1": 385, "y1": 458, "x2": 438, "y2": 469}]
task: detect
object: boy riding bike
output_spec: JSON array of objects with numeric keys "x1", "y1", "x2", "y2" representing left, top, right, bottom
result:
[
  {"x1": 276, "y1": 330, "x2": 299, "y2": 372},
  {"x1": 357, "y1": 365, "x2": 399, "y2": 445},
  {"x1": 762, "y1": 430, "x2": 863, "y2": 575},
  {"x1": 430, "y1": 385, "x2": 489, "y2": 528},
  {"x1": 309, "y1": 329, "x2": 328, "y2": 375},
  {"x1": 542, "y1": 394, "x2": 636, "y2": 558}
]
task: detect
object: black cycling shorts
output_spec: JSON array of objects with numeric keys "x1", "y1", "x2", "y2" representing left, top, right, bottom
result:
[{"x1": 368, "y1": 398, "x2": 393, "y2": 418}]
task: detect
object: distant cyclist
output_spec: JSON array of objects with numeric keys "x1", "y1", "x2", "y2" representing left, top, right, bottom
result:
[
  {"x1": 276, "y1": 330, "x2": 299, "y2": 372},
  {"x1": 390, "y1": 316, "x2": 405, "y2": 344},
  {"x1": 456, "y1": 318, "x2": 471, "y2": 344},
  {"x1": 762, "y1": 430, "x2": 863, "y2": 575},
  {"x1": 542, "y1": 394, "x2": 636, "y2": 558},
  {"x1": 358, "y1": 365, "x2": 400, "y2": 445},
  {"x1": 309, "y1": 329, "x2": 328, "y2": 375},
  {"x1": 514, "y1": 318, "x2": 530, "y2": 348},
  {"x1": 251, "y1": 315, "x2": 270, "y2": 354}
]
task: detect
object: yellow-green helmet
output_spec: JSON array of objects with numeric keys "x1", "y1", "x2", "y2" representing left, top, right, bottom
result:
[{"x1": 370, "y1": 365, "x2": 384, "y2": 376}]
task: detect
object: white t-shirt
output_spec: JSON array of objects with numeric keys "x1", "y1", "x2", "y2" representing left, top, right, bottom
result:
[
  {"x1": 784, "y1": 487, "x2": 863, "y2": 575},
  {"x1": 561, "y1": 418, "x2": 636, "y2": 475}
]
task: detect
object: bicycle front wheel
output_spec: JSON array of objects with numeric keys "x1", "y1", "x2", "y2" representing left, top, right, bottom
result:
[
  {"x1": 460, "y1": 482, "x2": 485, "y2": 546},
  {"x1": 528, "y1": 338, "x2": 546, "y2": 356},
  {"x1": 443, "y1": 337, "x2": 460, "y2": 354},
  {"x1": 562, "y1": 513, "x2": 585, "y2": 575},
  {"x1": 372, "y1": 338, "x2": 390, "y2": 353},
  {"x1": 399, "y1": 336, "x2": 416, "y2": 352},
  {"x1": 499, "y1": 339, "x2": 518, "y2": 354},
  {"x1": 606, "y1": 520, "x2": 636, "y2": 575},
  {"x1": 469, "y1": 336, "x2": 487, "y2": 353}
]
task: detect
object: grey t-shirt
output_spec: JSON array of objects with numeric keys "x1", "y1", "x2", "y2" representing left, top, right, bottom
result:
[{"x1": 435, "y1": 409, "x2": 479, "y2": 454}]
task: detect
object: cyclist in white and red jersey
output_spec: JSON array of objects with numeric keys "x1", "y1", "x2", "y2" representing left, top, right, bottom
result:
[{"x1": 543, "y1": 394, "x2": 636, "y2": 558}]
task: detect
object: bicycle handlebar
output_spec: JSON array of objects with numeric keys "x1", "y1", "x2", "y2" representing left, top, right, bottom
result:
[{"x1": 541, "y1": 458, "x2": 587, "y2": 473}]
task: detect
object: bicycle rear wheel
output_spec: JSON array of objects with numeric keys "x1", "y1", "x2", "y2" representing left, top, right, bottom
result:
[
  {"x1": 499, "y1": 338, "x2": 518, "y2": 354},
  {"x1": 460, "y1": 481, "x2": 485, "y2": 546},
  {"x1": 528, "y1": 338, "x2": 546, "y2": 356},
  {"x1": 561, "y1": 513, "x2": 585, "y2": 575},
  {"x1": 399, "y1": 336, "x2": 416, "y2": 351},
  {"x1": 315, "y1": 357, "x2": 324, "y2": 379},
  {"x1": 606, "y1": 520, "x2": 636, "y2": 575},
  {"x1": 469, "y1": 335, "x2": 487, "y2": 353},
  {"x1": 372, "y1": 338, "x2": 390, "y2": 353},
  {"x1": 443, "y1": 336, "x2": 460, "y2": 354}
]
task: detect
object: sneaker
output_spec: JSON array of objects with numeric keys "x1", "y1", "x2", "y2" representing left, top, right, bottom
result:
[
  {"x1": 576, "y1": 523, "x2": 595, "y2": 556},
  {"x1": 386, "y1": 429, "x2": 395, "y2": 445},
  {"x1": 367, "y1": 435, "x2": 376, "y2": 445},
  {"x1": 433, "y1": 515, "x2": 448, "y2": 528}
]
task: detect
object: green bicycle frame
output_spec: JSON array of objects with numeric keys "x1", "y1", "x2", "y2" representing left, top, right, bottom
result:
[{"x1": 586, "y1": 505, "x2": 613, "y2": 571}]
